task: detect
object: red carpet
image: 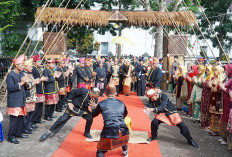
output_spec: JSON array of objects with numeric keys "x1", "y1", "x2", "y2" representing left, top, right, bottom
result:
[{"x1": 52, "y1": 93, "x2": 162, "y2": 157}]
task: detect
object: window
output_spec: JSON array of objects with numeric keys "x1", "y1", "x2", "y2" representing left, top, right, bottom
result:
[{"x1": 101, "y1": 42, "x2": 108, "y2": 55}]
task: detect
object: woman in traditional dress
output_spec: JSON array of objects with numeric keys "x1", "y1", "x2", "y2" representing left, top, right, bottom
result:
[
  {"x1": 208, "y1": 65, "x2": 224, "y2": 136},
  {"x1": 176, "y1": 65, "x2": 187, "y2": 110},
  {"x1": 227, "y1": 91, "x2": 232, "y2": 150},
  {"x1": 219, "y1": 64, "x2": 232, "y2": 144},
  {"x1": 188, "y1": 65, "x2": 205, "y2": 123},
  {"x1": 186, "y1": 65, "x2": 198, "y2": 116},
  {"x1": 20, "y1": 58, "x2": 40, "y2": 132},
  {"x1": 111, "y1": 58, "x2": 120, "y2": 96},
  {"x1": 122, "y1": 59, "x2": 134, "y2": 96},
  {"x1": 201, "y1": 65, "x2": 214, "y2": 129}
]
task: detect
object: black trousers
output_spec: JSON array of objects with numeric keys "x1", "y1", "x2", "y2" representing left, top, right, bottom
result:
[
  {"x1": 106, "y1": 73, "x2": 112, "y2": 85},
  {"x1": 8, "y1": 115, "x2": 24, "y2": 139},
  {"x1": 45, "y1": 104, "x2": 55, "y2": 118},
  {"x1": 32, "y1": 102, "x2": 44, "y2": 123},
  {"x1": 23, "y1": 111, "x2": 34, "y2": 130},
  {"x1": 131, "y1": 82, "x2": 137, "y2": 92},
  {"x1": 97, "y1": 145, "x2": 128, "y2": 157},
  {"x1": 119, "y1": 74, "x2": 124, "y2": 93},
  {"x1": 116, "y1": 85, "x2": 119, "y2": 95},
  {"x1": 137, "y1": 77, "x2": 146, "y2": 96},
  {"x1": 151, "y1": 119, "x2": 192, "y2": 141},
  {"x1": 171, "y1": 76, "x2": 176, "y2": 92},
  {"x1": 49, "y1": 112, "x2": 93, "y2": 134},
  {"x1": 57, "y1": 95, "x2": 65, "y2": 111}
]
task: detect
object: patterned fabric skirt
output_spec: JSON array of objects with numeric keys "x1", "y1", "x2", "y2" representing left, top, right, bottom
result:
[
  {"x1": 45, "y1": 93, "x2": 58, "y2": 105},
  {"x1": 228, "y1": 133, "x2": 232, "y2": 151},
  {"x1": 220, "y1": 121, "x2": 229, "y2": 141},
  {"x1": 66, "y1": 85, "x2": 72, "y2": 92},
  {"x1": 97, "y1": 132, "x2": 129, "y2": 151},
  {"x1": 7, "y1": 107, "x2": 27, "y2": 117},
  {"x1": 227, "y1": 109, "x2": 232, "y2": 133},
  {"x1": 86, "y1": 84, "x2": 91, "y2": 90},
  {"x1": 193, "y1": 102, "x2": 201, "y2": 121},
  {"x1": 210, "y1": 114, "x2": 221, "y2": 133},
  {"x1": 77, "y1": 83, "x2": 86, "y2": 89},
  {"x1": 25, "y1": 102, "x2": 36, "y2": 112},
  {"x1": 123, "y1": 85, "x2": 131, "y2": 95},
  {"x1": 155, "y1": 113, "x2": 182, "y2": 126},
  {"x1": 182, "y1": 101, "x2": 189, "y2": 113},
  {"x1": 36, "y1": 94, "x2": 45, "y2": 103},
  {"x1": 58, "y1": 87, "x2": 67, "y2": 96}
]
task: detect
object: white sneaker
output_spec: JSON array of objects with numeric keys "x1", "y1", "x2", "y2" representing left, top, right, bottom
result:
[
  {"x1": 221, "y1": 140, "x2": 227, "y2": 145},
  {"x1": 218, "y1": 138, "x2": 223, "y2": 142},
  {"x1": 122, "y1": 149, "x2": 128, "y2": 157}
]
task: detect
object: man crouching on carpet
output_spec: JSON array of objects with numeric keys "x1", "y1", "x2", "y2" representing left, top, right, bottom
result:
[
  {"x1": 145, "y1": 88, "x2": 198, "y2": 148},
  {"x1": 91, "y1": 81, "x2": 129, "y2": 157},
  {"x1": 39, "y1": 87, "x2": 100, "y2": 142}
]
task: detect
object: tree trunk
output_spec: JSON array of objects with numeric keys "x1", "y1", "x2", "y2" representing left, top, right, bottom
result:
[{"x1": 154, "y1": 0, "x2": 165, "y2": 58}]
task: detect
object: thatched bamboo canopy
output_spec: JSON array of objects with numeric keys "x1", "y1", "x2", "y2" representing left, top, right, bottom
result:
[{"x1": 36, "y1": 7, "x2": 197, "y2": 27}]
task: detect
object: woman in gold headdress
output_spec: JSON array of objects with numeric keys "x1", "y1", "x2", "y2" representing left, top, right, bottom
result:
[
  {"x1": 201, "y1": 65, "x2": 214, "y2": 129},
  {"x1": 176, "y1": 65, "x2": 187, "y2": 110},
  {"x1": 208, "y1": 65, "x2": 225, "y2": 136},
  {"x1": 189, "y1": 65, "x2": 206, "y2": 123}
]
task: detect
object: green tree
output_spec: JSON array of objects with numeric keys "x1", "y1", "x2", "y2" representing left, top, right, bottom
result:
[
  {"x1": 67, "y1": 26, "x2": 94, "y2": 55},
  {"x1": 0, "y1": 1, "x2": 27, "y2": 56},
  {"x1": 196, "y1": 0, "x2": 232, "y2": 57}
]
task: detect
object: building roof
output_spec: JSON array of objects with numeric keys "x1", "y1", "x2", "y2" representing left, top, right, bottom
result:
[{"x1": 36, "y1": 7, "x2": 197, "y2": 27}]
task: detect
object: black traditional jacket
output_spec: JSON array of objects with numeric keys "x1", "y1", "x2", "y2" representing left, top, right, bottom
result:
[
  {"x1": 42, "y1": 68, "x2": 57, "y2": 94},
  {"x1": 67, "y1": 88, "x2": 91, "y2": 116},
  {"x1": 147, "y1": 67, "x2": 162, "y2": 88},
  {"x1": 84, "y1": 66, "x2": 93, "y2": 85},
  {"x1": 6, "y1": 70, "x2": 25, "y2": 108},
  {"x1": 146, "y1": 92, "x2": 177, "y2": 116},
  {"x1": 92, "y1": 98, "x2": 129, "y2": 138},
  {"x1": 75, "y1": 66, "x2": 88, "y2": 84},
  {"x1": 135, "y1": 65, "x2": 147, "y2": 79},
  {"x1": 31, "y1": 66, "x2": 44, "y2": 94},
  {"x1": 56, "y1": 66, "x2": 65, "y2": 89}
]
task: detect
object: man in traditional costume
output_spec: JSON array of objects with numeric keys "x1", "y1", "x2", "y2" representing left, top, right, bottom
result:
[
  {"x1": 119, "y1": 57, "x2": 125, "y2": 93},
  {"x1": 55, "y1": 58, "x2": 67, "y2": 112},
  {"x1": 39, "y1": 87, "x2": 101, "y2": 141},
  {"x1": 31, "y1": 54, "x2": 47, "y2": 124},
  {"x1": 145, "y1": 88, "x2": 198, "y2": 148},
  {"x1": 43, "y1": 58, "x2": 60, "y2": 121},
  {"x1": 7, "y1": 54, "x2": 28, "y2": 144},
  {"x1": 20, "y1": 58, "x2": 40, "y2": 132},
  {"x1": 146, "y1": 57, "x2": 162, "y2": 89},
  {"x1": 76, "y1": 58, "x2": 88, "y2": 88},
  {"x1": 106, "y1": 57, "x2": 113, "y2": 85},
  {"x1": 131, "y1": 56, "x2": 138, "y2": 92},
  {"x1": 85, "y1": 58, "x2": 93, "y2": 90},
  {"x1": 111, "y1": 58, "x2": 120, "y2": 96},
  {"x1": 63, "y1": 57, "x2": 74, "y2": 99},
  {"x1": 123, "y1": 59, "x2": 134, "y2": 96},
  {"x1": 96, "y1": 60, "x2": 106, "y2": 96},
  {"x1": 92, "y1": 82, "x2": 129, "y2": 157},
  {"x1": 135, "y1": 58, "x2": 147, "y2": 96}
]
